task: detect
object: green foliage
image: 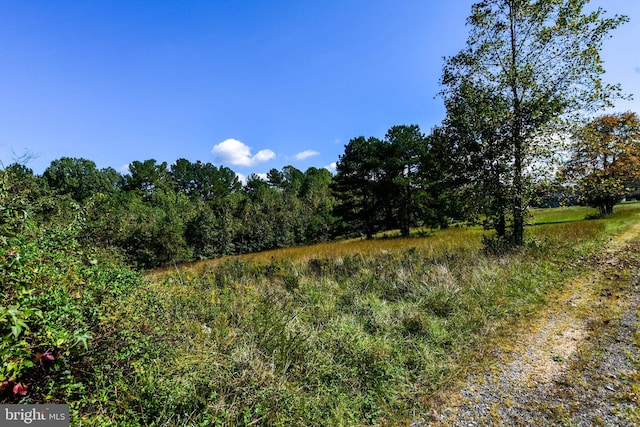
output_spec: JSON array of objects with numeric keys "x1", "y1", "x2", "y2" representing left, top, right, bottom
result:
[
  {"x1": 564, "y1": 112, "x2": 640, "y2": 215},
  {"x1": 385, "y1": 125, "x2": 429, "y2": 237},
  {"x1": 43, "y1": 157, "x2": 121, "y2": 202},
  {"x1": 124, "y1": 158, "x2": 173, "y2": 197},
  {"x1": 333, "y1": 125, "x2": 442, "y2": 239},
  {"x1": 440, "y1": 0, "x2": 628, "y2": 246},
  {"x1": 11, "y1": 150, "x2": 443, "y2": 270},
  {"x1": 333, "y1": 135, "x2": 387, "y2": 238},
  {"x1": 300, "y1": 167, "x2": 336, "y2": 243},
  {"x1": 54, "y1": 160, "x2": 336, "y2": 268},
  {"x1": 171, "y1": 158, "x2": 241, "y2": 202},
  {"x1": 0, "y1": 302, "x2": 42, "y2": 383},
  {"x1": 185, "y1": 198, "x2": 238, "y2": 259},
  {"x1": 436, "y1": 82, "x2": 514, "y2": 235},
  {"x1": 1, "y1": 168, "x2": 143, "y2": 407},
  {"x1": 4, "y1": 157, "x2": 639, "y2": 425}
]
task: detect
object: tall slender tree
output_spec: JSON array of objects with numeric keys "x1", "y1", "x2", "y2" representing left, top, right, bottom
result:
[
  {"x1": 384, "y1": 125, "x2": 427, "y2": 237},
  {"x1": 442, "y1": 0, "x2": 627, "y2": 245},
  {"x1": 333, "y1": 136, "x2": 387, "y2": 238}
]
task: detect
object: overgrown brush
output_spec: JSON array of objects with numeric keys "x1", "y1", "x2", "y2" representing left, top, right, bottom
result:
[
  {"x1": 0, "y1": 172, "x2": 144, "y2": 418},
  {"x1": 4, "y1": 165, "x2": 638, "y2": 427},
  {"x1": 76, "y1": 204, "x2": 639, "y2": 425}
]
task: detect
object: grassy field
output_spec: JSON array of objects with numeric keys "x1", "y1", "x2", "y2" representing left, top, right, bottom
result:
[{"x1": 81, "y1": 203, "x2": 639, "y2": 426}]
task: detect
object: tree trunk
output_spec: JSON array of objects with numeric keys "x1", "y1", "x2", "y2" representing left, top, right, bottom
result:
[
  {"x1": 509, "y1": 1, "x2": 525, "y2": 246},
  {"x1": 512, "y1": 144, "x2": 525, "y2": 245},
  {"x1": 606, "y1": 201, "x2": 614, "y2": 215},
  {"x1": 496, "y1": 210, "x2": 506, "y2": 238},
  {"x1": 401, "y1": 181, "x2": 411, "y2": 238}
]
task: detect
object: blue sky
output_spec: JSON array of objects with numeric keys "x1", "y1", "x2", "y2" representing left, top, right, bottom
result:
[{"x1": 0, "y1": 1, "x2": 638, "y2": 178}]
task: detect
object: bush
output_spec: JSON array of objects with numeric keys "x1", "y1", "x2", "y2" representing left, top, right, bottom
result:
[{"x1": 1, "y1": 170, "x2": 143, "y2": 411}]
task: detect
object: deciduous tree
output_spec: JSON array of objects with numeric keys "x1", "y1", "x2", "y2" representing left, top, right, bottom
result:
[
  {"x1": 565, "y1": 112, "x2": 640, "y2": 214},
  {"x1": 441, "y1": 0, "x2": 627, "y2": 245}
]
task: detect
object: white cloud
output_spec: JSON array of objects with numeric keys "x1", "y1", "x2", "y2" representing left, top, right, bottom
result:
[
  {"x1": 212, "y1": 138, "x2": 275, "y2": 167},
  {"x1": 324, "y1": 162, "x2": 337, "y2": 173},
  {"x1": 235, "y1": 172, "x2": 247, "y2": 184},
  {"x1": 253, "y1": 150, "x2": 276, "y2": 164},
  {"x1": 294, "y1": 150, "x2": 320, "y2": 161},
  {"x1": 235, "y1": 172, "x2": 268, "y2": 185},
  {"x1": 119, "y1": 163, "x2": 131, "y2": 173}
]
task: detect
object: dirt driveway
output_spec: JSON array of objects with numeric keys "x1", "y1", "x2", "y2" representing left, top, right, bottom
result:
[{"x1": 426, "y1": 222, "x2": 640, "y2": 426}]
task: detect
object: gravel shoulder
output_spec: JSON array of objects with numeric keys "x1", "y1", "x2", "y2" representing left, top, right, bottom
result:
[{"x1": 425, "y1": 222, "x2": 640, "y2": 426}]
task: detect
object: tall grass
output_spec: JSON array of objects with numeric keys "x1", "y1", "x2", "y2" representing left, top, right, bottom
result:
[
  {"x1": 82, "y1": 203, "x2": 640, "y2": 426},
  {"x1": 150, "y1": 227, "x2": 486, "y2": 278}
]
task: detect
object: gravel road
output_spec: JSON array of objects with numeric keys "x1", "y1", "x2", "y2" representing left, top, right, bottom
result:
[{"x1": 423, "y1": 224, "x2": 640, "y2": 426}]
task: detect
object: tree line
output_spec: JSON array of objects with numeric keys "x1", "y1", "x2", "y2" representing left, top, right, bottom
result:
[
  {"x1": 2, "y1": 108, "x2": 638, "y2": 269},
  {"x1": 4, "y1": 158, "x2": 334, "y2": 268},
  {"x1": 1, "y1": 122, "x2": 455, "y2": 269},
  {"x1": 3, "y1": 0, "x2": 640, "y2": 268}
]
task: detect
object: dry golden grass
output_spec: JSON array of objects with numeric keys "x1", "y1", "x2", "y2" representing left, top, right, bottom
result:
[{"x1": 150, "y1": 227, "x2": 486, "y2": 278}]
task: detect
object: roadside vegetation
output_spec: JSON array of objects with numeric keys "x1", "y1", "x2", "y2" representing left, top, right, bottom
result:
[
  {"x1": 5, "y1": 183, "x2": 636, "y2": 424},
  {"x1": 115, "y1": 203, "x2": 638, "y2": 426}
]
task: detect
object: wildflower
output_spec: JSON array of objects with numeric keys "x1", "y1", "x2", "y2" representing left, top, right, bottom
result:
[
  {"x1": 35, "y1": 350, "x2": 56, "y2": 368},
  {"x1": 13, "y1": 383, "x2": 28, "y2": 396}
]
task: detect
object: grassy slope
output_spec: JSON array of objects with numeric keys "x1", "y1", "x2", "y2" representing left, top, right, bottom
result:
[{"x1": 82, "y1": 203, "x2": 640, "y2": 426}]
